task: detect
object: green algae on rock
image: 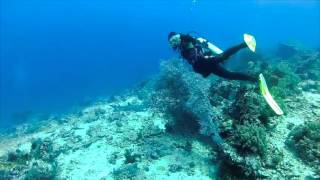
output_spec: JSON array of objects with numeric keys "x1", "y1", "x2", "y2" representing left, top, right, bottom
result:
[{"x1": 286, "y1": 120, "x2": 320, "y2": 173}]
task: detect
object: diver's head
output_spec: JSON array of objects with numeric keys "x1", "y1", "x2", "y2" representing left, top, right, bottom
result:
[{"x1": 168, "y1": 32, "x2": 181, "y2": 50}]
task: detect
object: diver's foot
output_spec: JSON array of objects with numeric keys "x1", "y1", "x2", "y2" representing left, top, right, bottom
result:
[
  {"x1": 259, "y1": 73, "x2": 284, "y2": 115},
  {"x1": 244, "y1": 33, "x2": 256, "y2": 52}
]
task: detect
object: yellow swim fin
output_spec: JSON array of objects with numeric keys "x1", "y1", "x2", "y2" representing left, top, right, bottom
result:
[
  {"x1": 244, "y1": 33, "x2": 256, "y2": 52},
  {"x1": 259, "y1": 73, "x2": 284, "y2": 115}
]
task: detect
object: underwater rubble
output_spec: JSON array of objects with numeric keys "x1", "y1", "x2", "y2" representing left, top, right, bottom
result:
[{"x1": 0, "y1": 45, "x2": 319, "y2": 179}]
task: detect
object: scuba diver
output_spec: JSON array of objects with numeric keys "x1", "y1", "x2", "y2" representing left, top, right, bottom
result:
[
  {"x1": 168, "y1": 32, "x2": 284, "y2": 115},
  {"x1": 168, "y1": 32, "x2": 258, "y2": 82}
]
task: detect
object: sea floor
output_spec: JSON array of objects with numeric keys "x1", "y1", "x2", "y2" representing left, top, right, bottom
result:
[
  {"x1": 0, "y1": 95, "x2": 218, "y2": 179},
  {"x1": 1, "y1": 47, "x2": 320, "y2": 179},
  {"x1": 0, "y1": 89, "x2": 319, "y2": 179}
]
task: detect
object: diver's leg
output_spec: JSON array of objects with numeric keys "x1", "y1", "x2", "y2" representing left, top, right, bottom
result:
[
  {"x1": 211, "y1": 64, "x2": 258, "y2": 82},
  {"x1": 215, "y1": 43, "x2": 247, "y2": 63}
]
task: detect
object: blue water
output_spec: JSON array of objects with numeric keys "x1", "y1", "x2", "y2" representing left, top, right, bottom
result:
[{"x1": 1, "y1": 0, "x2": 319, "y2": 128}]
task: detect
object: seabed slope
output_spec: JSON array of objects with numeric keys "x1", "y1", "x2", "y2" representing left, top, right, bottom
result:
[{"x1": 0, "y1": 45, "x2": 319, "y2": 179}]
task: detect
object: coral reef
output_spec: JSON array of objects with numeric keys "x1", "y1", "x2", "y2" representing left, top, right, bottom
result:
[
  {"x1": 0, "y1": 43, "x2": 319, "y2": 179},
  {"x1": 146, "y1": 43, "x2": 319, "y2": 178}
]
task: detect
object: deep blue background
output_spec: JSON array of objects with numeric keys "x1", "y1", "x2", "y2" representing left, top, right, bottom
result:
[{"x1": 1, "y1": 0, "x2": 320, "y2": 128}]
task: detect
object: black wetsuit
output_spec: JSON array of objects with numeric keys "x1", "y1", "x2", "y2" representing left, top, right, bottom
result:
[{"x1": 179, "y1": 34, "x2": 257, "y2": 82}]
